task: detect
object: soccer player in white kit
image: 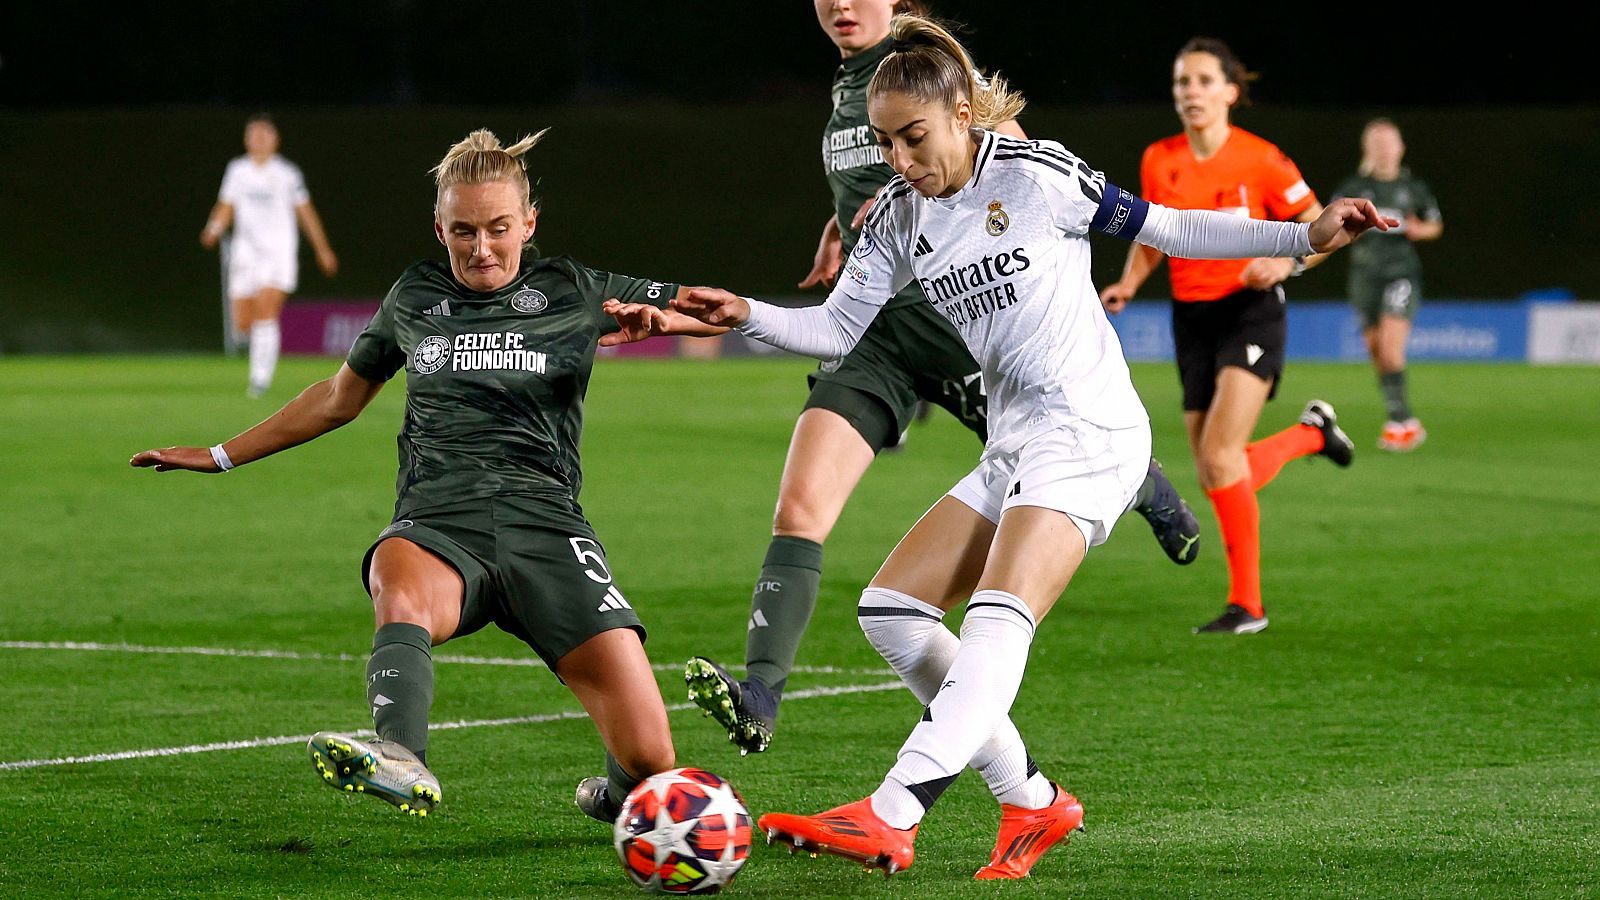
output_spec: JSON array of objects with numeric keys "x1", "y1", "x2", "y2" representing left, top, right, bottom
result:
[
  {"x1": 200, "y1": 114, "x2": 339, "y2": 397},
  {"x1": 622, "y1": 15, "x2": 1394, "y2": 881}
]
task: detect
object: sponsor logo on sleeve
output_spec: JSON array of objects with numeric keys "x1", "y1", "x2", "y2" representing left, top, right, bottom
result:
[
  {"x1": 1284, "y1": 180, "x2": 1311, "y2": 204},
  {"x1": 843, "y1": 261, "x2": 870, "y2": 285},
  {"x1": 852, "y1": 229, "x2": 877, "y2": 259}
]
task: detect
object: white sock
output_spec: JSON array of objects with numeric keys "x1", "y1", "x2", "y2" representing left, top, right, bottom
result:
[
  {"x1": 858, "y1": 588, "x2": 1043, "y2": 805},
  {"x1": 249, "y1": 320, "x2": 280, "y2": 390},
  {"x1": 981, "y1": 753, "x2": 1056, "y2": 808},
  {"x1": 880, "y1": 590, "x2": 1036, "y2": 826}
]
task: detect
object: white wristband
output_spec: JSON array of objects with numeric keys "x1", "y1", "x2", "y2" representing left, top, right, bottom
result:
[{"x1": 209, "y1": 444, "x2": 235, "y2": 472}]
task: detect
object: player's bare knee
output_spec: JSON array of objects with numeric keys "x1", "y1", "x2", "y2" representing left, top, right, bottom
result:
[
  {"x1": 372, "y1": 590, "x2": 448, "y2": 642},
  {"x1": 771, "y1": 495, "x2": 832, "y2": 543},
  {"x1": 1196, "y1": 449, "x2": 1243, "y2": 488}
]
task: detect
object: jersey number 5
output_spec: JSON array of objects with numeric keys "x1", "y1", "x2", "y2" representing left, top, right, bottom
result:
[{"x1": 568, "y1": 537, "x2": 613, "y2": 584}]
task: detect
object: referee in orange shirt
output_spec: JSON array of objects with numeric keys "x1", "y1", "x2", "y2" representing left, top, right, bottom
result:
[{"x1": 1100, "y1": 38, "x2": 1355, "y2": 635}]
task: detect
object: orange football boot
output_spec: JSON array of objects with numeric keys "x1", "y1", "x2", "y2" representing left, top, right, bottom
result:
[
  {"x1": 974, "y1": 783, "x2": 1085, "y2": 880},
  {"x1": 757, "y1": 797, "x2": 917, "y2": 876}
]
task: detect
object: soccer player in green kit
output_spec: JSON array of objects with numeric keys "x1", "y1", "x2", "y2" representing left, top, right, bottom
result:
[
  {"x1": 132, "y1": 129, "x2": 721, "y2": 821},
  {"x1": 1333, "y1": 118, "x2": 1442, "y2": 451},
  {"x1": 681, "y1": 0, "x2": 1202, "y2": 756}
]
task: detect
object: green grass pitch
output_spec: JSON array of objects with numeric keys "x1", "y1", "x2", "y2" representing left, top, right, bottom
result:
[{"x1": 2, "y1": 355, "x2": 1597, "y2": 898}]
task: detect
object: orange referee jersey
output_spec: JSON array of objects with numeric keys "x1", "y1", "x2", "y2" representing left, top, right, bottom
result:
[{"x1": 1140, "y1": 127, "x2": 1317, "y2": 302}]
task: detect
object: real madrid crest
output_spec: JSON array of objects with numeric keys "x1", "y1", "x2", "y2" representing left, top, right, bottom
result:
[
  {"x1": 511, "y1": 288, "x2": 549, "y2": 314},
  {"x1": 985, "y1": 200, "x2": 1010, "y2": 237}
]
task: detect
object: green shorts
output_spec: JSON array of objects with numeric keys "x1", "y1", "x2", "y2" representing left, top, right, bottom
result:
[
  {"x1": 362, "y1": 492, "x2": 644, "y2": 669},
  {"x1": 805, "y1": 299, "x2": 988, "y2": 452},
  {"x1": 1349, "y1": 269, "x2": 1423, "y2": 329}
]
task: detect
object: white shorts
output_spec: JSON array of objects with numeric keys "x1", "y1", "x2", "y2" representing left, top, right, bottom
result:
[
  {"x1": 227, "y1": 246, "x2": 298, "y2": 300},
  {"x1": 946, "y1": 420, "x2": 1152, "y2": 548}
]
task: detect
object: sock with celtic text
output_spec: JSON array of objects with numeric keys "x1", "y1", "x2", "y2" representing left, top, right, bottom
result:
[
  {"x1": 743, "y1": 536, "x2": 823, "y2": 702},
  {"x1": 367, "y1": 623, "x2": 434, "y2": 762}
]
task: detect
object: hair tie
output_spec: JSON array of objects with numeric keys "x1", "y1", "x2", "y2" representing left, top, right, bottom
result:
[{"x1": 890, "y1": 39, "x2": 918, "y2": 53}]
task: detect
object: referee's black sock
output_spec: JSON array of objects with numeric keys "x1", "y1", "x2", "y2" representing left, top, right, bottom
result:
[{"x1": 367, "y1": 622, "x2": 435, "y2": 762}]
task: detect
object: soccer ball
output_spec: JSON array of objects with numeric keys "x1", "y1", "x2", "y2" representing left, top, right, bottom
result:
[{"x1": 614, "y1": 767, "x2": 753, "y2": 894}]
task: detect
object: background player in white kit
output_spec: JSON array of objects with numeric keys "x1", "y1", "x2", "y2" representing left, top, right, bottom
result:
[
  {"x1": 200, "y1": 114, "x2": 339, "y2": 397},
  {"x1": 621, "y1": 14, "x2": 1395, "y2": 880}
]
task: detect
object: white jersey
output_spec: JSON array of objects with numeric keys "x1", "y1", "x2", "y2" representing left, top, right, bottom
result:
[
  {"x1": 218, "y1": 154, "x2": 309, "y2": 262},
  {"x1": 741, "y1": 130, "x2": 1313, "y2": 456}
]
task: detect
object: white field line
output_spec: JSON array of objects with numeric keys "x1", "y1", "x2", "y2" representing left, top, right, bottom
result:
[
  {"x1": 0, "y1": 680, "x2": 904, "y2": 772},
  {"x1": 0, "y1": 641, "x2": 894, "y2": 677}
]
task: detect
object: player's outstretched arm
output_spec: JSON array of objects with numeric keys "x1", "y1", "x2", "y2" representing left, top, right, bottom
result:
[
  {"x1": 130, "y1": 364, "x2": 384, "y2": 473},
  {"x1": 1308, "y1": 197, "x2": 1397, "y2": 253},
  {"x1": 600, "y1": 289, "x2": 731, "y2": 346},
  {"x1": 671, "y1": 288, "x2": 753, "y2": 328}
]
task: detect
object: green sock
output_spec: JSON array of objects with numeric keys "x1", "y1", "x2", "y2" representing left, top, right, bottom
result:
[
  {"x1": 743, "y1": 535, "x2": 823, "y2": 698},
  {"x1": 367, "y1": 622, "x2": 434, "y2": 758},
  {"x1": 1131, "y1": 470, "x2": 1158, "y2": 512},
  {"x1": 604, "y1": 753, "x2": 644, "y2": 814},
  {"x1": 1380, "y1": 370, "x2": 1412, "y2": 421}
]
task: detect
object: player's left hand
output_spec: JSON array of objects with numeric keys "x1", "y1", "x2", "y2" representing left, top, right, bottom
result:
[
  {"x1": 317, "y1": 249, "x2": 340, "y2": 278},
  {"x1": 600, "y1": 300, "x2": 670, "y2": 346},
  {"x1": 672, "y1": 288, "x2": 751, "y2": 328},
  {"x1": 129, "y1": 446, "x2": 222, "y2": 473},
  {"x1": 1308, "y1": 197, "x2": 1398, "y2": 253},
  {"x1": 1240, "y1": 257, "x2": 1295, "y2": 289}
]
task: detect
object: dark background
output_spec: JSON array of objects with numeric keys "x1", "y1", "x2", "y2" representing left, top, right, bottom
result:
[
  {"x1": 1, "y1": 2, "x2": 1596, "y2": 351},
  {"x1": 3, "y1": 2, "x2": 1591, "y2": 108}
]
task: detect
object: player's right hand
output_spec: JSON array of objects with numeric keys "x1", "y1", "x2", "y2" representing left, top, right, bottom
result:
[
  {"x1": 672, "y1": 288, "x2": 751, "y2": 328},
  {"x1": 799, "y1": 218, "x2": 843, "y2": 289},
  {"x1": 599, "y1": 300, "x2": 669, "y2": 346},
  {"x1": 129, "y1": 447, "x2": 222, "y2": 473},
  {"x1": 1099, "y1": 282, "x2": 1134, "y2": 314}
]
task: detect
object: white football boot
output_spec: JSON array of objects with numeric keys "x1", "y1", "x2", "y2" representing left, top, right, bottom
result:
[{"x1": 308, "y1": 732, "x2": 441, "y2": 817}]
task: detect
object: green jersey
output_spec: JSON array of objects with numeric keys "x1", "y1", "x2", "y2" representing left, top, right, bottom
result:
[
  {"x1": 346, "y1": 255, "x2": 677, "y2": 516},
  {"x1": 823, "y1": 38, "x2": 921, "y2": 310},
  {"x1": 1333, "y1": 169, "x2": 1440, "y2": 275}
]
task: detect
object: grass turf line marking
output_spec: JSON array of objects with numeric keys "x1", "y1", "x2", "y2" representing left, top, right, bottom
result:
[
  {"x1": 0, "y1": 680, "x2": 904, "y2": 772},
  {"x1": 0, "y1": 641, "x2": 894, "y2": 676}
]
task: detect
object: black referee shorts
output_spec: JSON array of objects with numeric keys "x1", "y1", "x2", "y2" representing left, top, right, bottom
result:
[{"x1": 1171, "y1": 286, "x2": 1287, "y2": 412}]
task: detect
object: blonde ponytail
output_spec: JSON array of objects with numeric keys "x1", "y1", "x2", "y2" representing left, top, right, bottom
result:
[
  {"x1": 870, "y1": 15, "x2": 1025, "y2": 130},
  {"x1": 431, "y1": 127, "x2": 550, "y2": 213}
]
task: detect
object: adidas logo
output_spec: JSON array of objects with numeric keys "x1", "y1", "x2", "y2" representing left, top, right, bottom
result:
[
  {"x1": 596, "y1": 585, "x2": 633, "y2": 613},
  {"x1": 1245, "y1": 343, "x2": 1264, "y2": 366},
  {"x1": 423, "y1": 299, "x2": 452, "y2": 317},
  {"x1": 913, "y1": 234, "x2": 934, "y2": 258},
  {"x1": 748, "y1": 609, "x2": 769, "y2": 631}
]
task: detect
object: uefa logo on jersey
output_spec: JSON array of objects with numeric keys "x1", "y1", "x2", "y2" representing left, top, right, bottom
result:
[
  {"x1": 985, "y1": 201, "x2": 1010, "y2": 237},
  {"x1": 414, "y1": 336, "x2": 450, "y2": 375},
  {"x1": 853, "y1": 229, "x2": 877, "y2": 259},
  {"x1": 511, "y1": 288, "x2": 549, "y2": 314}
]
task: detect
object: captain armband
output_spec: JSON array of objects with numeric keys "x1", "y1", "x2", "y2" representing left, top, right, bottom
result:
[{"x1": 1088, "y1": 183, "x2": 1150, "y2": 240}]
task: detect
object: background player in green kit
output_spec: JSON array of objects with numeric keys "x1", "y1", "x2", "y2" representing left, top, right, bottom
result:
[
  {"x1": 1333, "y1": 118, "x2": 1442, "y2": 452},
  {"x1": 132, "y1": 129, "x2": 722, "y2": 822},
  {"x1": 680, "y1": 0, "x2": 1203, "y2": 756}
]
